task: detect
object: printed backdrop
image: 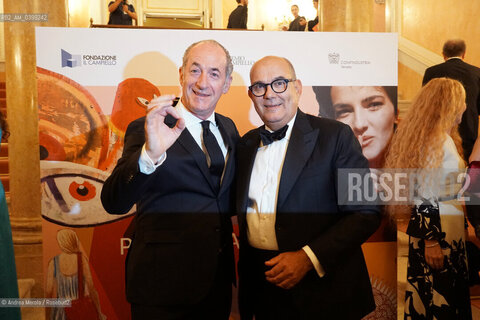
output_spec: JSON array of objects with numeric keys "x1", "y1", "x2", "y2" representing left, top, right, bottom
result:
[{"x1": 36, "y1": 27, "x2": 398, "y2": 320}]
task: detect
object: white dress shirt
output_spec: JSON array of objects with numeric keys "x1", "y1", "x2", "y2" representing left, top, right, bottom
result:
[
  {"x1": 138, "y1": 100, "x2": 228, "y2": 174},
  {"x1": 246, "y1": 114, "x2": 325, "y2": 277}
]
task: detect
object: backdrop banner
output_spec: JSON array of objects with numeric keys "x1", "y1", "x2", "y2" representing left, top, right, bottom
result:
[{"x1": 36, "y1": 27, "x2": 398, "y2": 320}]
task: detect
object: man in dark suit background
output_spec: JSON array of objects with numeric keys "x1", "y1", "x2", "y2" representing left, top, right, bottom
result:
[
  {"x1": 227, "y1": 0, "x2": 248, "y2": 29},
  {"x1": 307, "y1": 0, "x2": 319, "y2": 31},
  {"x1": 108, "y1": 0, "x2": 137, "y2": 25},
  {"x1": 101, "y1": 40, "x2": 239, "y2": 319},
  {"x1": 288, "y1": 5, "x2": 306, "y2": 31},
  {"x1": 423, "y1": 39, "x2": 480, "y2": 161},
  {"x1": 236, "y1": 56, "x2": 380, "y2": 319}
]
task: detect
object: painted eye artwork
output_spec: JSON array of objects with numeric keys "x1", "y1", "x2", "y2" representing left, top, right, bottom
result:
[
  {"x1": 37, "y1": 68, "x2": 160, "y2": 227},
  {"x1": 41, "y1": 161, "x2": 135, "y2": 227},
  {"x1": 69, "y1": 180, "x2": 97, "y2": 201}
]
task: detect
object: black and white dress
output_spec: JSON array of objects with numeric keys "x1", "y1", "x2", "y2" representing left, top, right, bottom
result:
[{"x1": 404, "y1": 135, "x2": 472, "y2": 320}]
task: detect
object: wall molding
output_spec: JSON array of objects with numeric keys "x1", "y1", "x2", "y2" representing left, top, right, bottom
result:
[
  {"x1": 398, "y1": 36, "x2": 443, "y2": 75},
  {"x1": 387, "y1": 0, "x2": 443, "y2": 75}
]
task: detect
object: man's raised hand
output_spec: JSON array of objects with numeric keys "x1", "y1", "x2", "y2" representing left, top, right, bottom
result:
[{"x1": 144, "y1": 94, "x2": 185, "y2": 162}]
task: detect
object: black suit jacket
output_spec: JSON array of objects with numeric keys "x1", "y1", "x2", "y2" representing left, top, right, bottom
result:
[
  {"x1": 423, "y1": 58, "x2": 480, "y2": 159},
  {"x1": 236, "y1": 110, "x2": 380, "y2": 319},
  {"x1": 227, "y1": 5, "x2": 248, "y2": 29},
  {"x1": 101, "y1": 113, "x2": 239, "y2": 306},
  {"x1": 288, "y1": 16, "x2": 306, "y2": 31}
]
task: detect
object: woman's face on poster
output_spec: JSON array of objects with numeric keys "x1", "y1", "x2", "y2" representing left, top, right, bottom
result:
[{"x1": 330, "y1": 86, "x2": 396, "y2": 165}]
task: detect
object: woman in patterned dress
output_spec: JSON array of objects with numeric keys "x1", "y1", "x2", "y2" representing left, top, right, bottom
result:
[{"x1": 384, "y1": 78, "x2": 472, "y2": 319}]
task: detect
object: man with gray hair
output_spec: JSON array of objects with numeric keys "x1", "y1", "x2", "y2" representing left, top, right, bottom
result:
[
  {"x1": 102, "y1": 39, "x2": 239, "y2": 319},
  {"x1": 423, "y1": 39, "x2": 480, "y2": 160}
]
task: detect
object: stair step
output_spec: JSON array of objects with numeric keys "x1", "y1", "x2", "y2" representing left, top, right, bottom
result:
[
  {"x1": 0, "y1": 83, "x2": 5, "y2": 90},
  {"x1": 0, "y1": 91, "x2": 5, "y2": 99},
  {"x1": 0, "y1": 143, "x2": 7, "y2": 157},
  {"x1": 1, "y1": 176, "x2": 9, "y2": 192},
  {"x1": 0, "y1": 99, "x2": 5, "y2": 108},
  {"x1": 0, "y1": 159, "x2": 8, "y2": 174}
]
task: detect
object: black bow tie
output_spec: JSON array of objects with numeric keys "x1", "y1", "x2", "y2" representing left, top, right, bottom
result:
[{"x1": 259, "y1": 125, "x2": 288, "y2": 146}]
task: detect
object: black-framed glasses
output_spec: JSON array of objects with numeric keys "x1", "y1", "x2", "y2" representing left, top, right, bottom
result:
[{"x1": 248, "y1": 79, "x2": 296, "y2": 97}]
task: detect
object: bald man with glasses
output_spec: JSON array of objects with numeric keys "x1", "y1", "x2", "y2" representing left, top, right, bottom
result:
[{"x1": 236, "y1": 56, "x2": 380, "y2": 319}]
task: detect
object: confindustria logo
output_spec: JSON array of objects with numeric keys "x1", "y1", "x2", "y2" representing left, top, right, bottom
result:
[
  {"x1": 61, "y1": 49, "x2": 117, "y2": 68},
  {"x1": 328, "y1": 52, "x2": 371, "y2": 69},
  {"x1": 61, "y1": 49, "x2": 81, "y2": 68},
  {"x1": 328, "y1": 52, "x2": 340, "y2": 64},
  {"x1": 231, "y1": 56, "x2": 255, "y2": 66}
]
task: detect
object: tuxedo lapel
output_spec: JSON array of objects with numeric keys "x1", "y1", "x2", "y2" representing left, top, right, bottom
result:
[
  {"x1": 277, "y1": 110, "x2": 319, "y2": 209},
  {"x1": 216, "y1": 114, "x2": 235, "y2": 196},
  {"x1": 237, "y1": 129, "x2": 261, "y2": 213}
]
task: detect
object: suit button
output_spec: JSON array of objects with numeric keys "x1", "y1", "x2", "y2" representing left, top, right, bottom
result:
[{"x1": 215, "y1": 227, "x2": 220, "y2": 232}]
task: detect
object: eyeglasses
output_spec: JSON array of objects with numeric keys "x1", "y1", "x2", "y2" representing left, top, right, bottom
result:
[{"x1": 248, "y1": 79, "x2": 295, "y2": 97}]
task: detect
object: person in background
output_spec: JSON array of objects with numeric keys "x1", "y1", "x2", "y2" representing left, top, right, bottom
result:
[
  {"x1": 0, "y1": 113, "x2": 20, "y2": 320},
  {"x1": 466, "y1": 137, "x2": 480, "y2": 239},
  {"x1": 236, "y1": 56, "x2": 380, "y2": 319},
  {"x1": 108, "y1": 0, "x2": 137, "y2": 26},
  {"x1": 227, "y1": 0, "x2": 248, "y2": 29},
  {"x1": 313, "y1": 86, "x2": 397, "y2": 168},
  {"x1": 424, "y1": 40, "x2": 480, "y2": 270},
  {"x1": 423, "y1": 39, "x2": 480, "y2": 161},
  {"x1": 385, "y1": 78, "x2": 472, "y2": 319},
  {"x1": 288, "y1": 5, "x2": 306, "y2": 31},
  {"x1": 308, "y1": 0, "x2": 319, "y2": 31}
]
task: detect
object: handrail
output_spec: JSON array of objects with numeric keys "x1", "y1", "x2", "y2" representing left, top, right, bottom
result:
[{"x1": 144, "y1": 12, "x2": 203, "y2": 19}]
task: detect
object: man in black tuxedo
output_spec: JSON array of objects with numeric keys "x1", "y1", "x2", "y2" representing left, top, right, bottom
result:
[
  {"x1": 227, "y1": 0, "x2": 248, "y2": 29},
  {"x1": 236, "y1": 56, "x2": 380, "y2": 319},
  {"x1": 423, "y1": 39, "x2": 480, "y2": 160},
  {"x1": 101, "y1": 40, "x2": 239, "y2": 319}
]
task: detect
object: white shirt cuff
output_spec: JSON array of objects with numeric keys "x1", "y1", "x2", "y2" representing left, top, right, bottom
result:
[
  {"x1": 302, "y1": 245, "x2": 325, "y2": 278},
  {"x1": 138, "y1": 144, "x2": 166, "y2": 174}
]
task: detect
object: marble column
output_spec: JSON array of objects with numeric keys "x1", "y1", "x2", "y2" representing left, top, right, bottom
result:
[
  {"x1": 3, "y1": 0, "x2": 67, "y2": 299},
  {"x1": 320, "y1": 0, "x2": 347, "y2": 31}
]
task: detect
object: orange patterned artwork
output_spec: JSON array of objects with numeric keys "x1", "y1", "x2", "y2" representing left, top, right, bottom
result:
[{"x1": 37, "y1": 67, "x2": 109, "y2": 169}]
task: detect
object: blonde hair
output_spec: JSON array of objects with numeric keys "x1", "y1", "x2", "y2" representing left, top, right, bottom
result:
[
  {"x1": 56, "y1": 229, "x2": 80, "y2": 254},
  {"x1": 384, "y1": 78, "x2": 465, "y2": 217}
]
